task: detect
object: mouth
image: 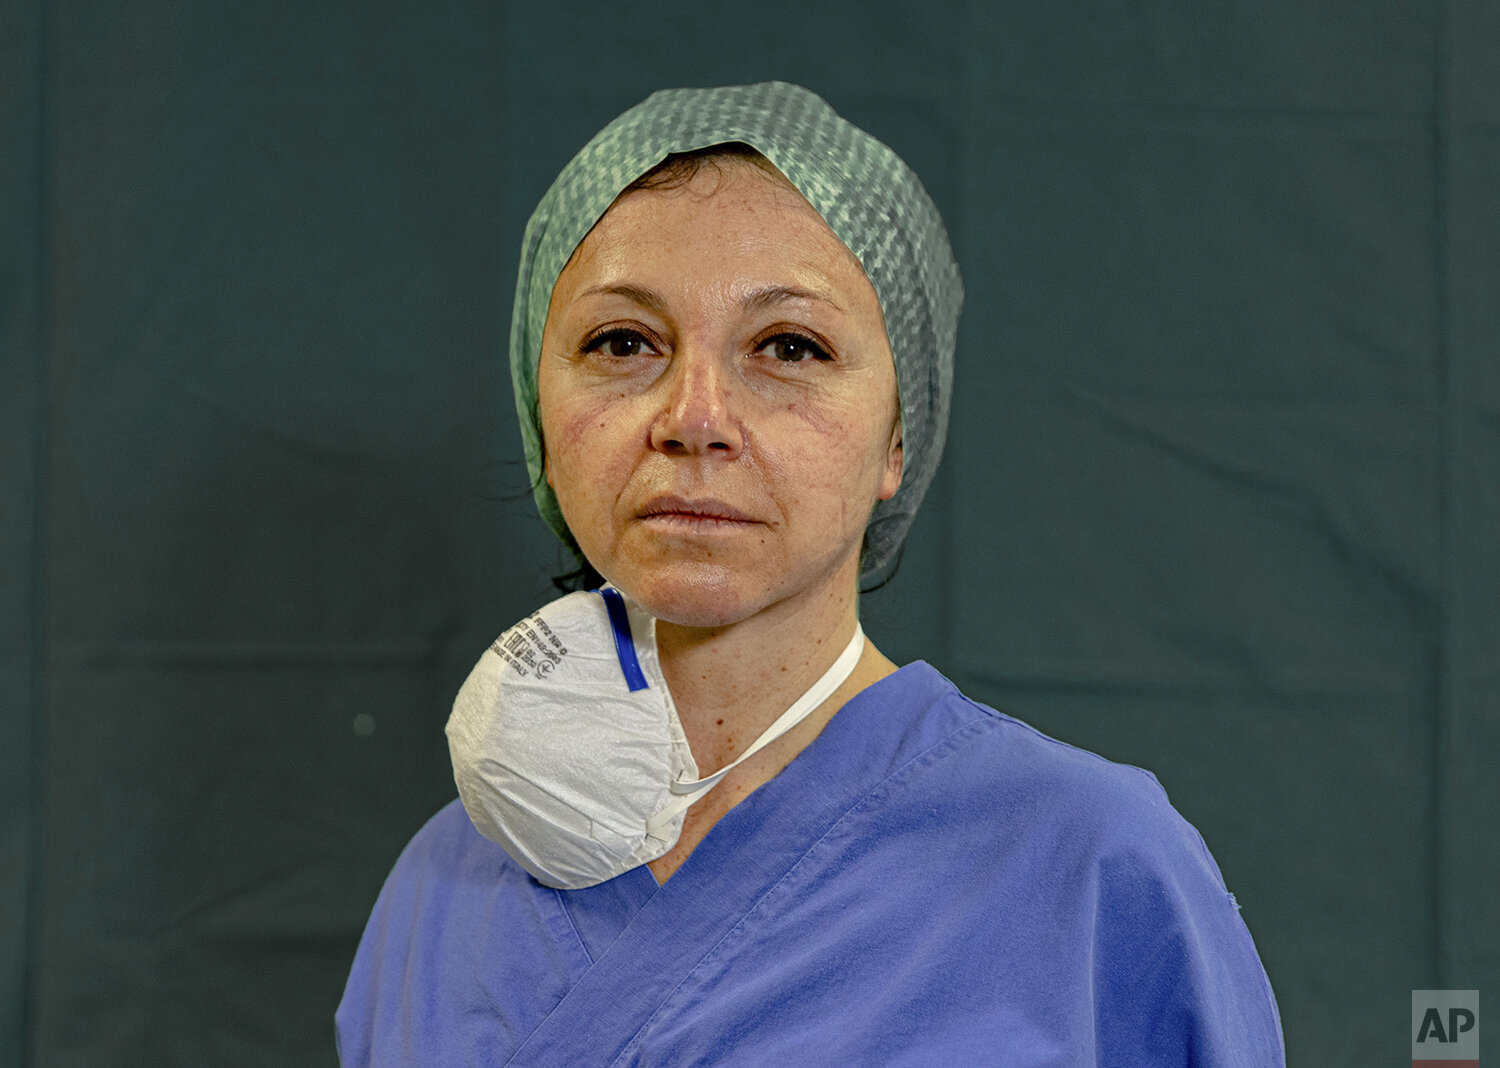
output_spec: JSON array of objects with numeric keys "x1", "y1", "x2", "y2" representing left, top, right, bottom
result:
[{"x1": 637, "y1": 495, "x2": 762, "y2": 528}]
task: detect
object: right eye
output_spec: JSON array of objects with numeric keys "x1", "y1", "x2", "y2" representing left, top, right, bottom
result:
[{"x1": 582, "y1": 329, "x2": 657, "y2": 358}]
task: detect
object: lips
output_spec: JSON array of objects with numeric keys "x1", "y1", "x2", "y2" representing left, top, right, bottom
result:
[{"x1": 638, "y1": 495, "x2": 761, "y2": 525}]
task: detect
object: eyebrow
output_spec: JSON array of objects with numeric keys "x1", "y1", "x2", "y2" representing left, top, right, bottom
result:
[{"x1": 576, "y1": 282, "x2": 843, "y2": 315}]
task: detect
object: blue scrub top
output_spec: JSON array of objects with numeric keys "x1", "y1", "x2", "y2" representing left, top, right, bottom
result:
[{"x1": 337, "y1": 662, "x2": 1284, "y2": 1066}]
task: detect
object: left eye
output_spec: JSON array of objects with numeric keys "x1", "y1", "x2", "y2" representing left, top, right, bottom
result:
[
  {"x1": 583, "y1": 329, "x2": 657, "y2": 358},
  {"x1": 757, "y1": 334, "x2": 831, "y2": 363}
]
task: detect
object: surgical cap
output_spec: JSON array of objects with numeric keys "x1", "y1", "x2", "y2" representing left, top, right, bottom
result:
[{"x1": 510, "y1": 81, "x2": 963, "y2": 587}]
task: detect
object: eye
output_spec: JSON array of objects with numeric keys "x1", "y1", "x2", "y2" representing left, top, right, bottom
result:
[
  {"x1": 582, "y1": 328, "x2": 658, "y2": 358},
  {"x1": 756, "y1": 332, "x2": 832, "y2": 363}
]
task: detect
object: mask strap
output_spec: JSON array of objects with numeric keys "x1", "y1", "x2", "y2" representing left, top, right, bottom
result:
[
  {"x1": 644, "y1": 622, "x2": 865, "y2": 840},
  {"x1": 597, "y1": 587, "x2": 649, "y2": 692}
]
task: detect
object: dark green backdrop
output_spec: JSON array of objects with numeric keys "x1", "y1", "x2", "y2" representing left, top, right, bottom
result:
[{"x1": 4, "y1": 1, "x2": 1496, "y2": 1064}]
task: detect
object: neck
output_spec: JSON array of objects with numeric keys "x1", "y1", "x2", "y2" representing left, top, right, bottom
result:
[
  {"x1": 653, "y1": 574, "x2": 867, "y2": 777},
  {"x1": 639, "y1": 563, "x2": 900, "y2": 884}
]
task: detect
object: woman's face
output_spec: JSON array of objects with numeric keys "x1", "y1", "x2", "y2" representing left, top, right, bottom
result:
[{"x1": 537, "y1": 159, "x2": 902, "y2": 628}]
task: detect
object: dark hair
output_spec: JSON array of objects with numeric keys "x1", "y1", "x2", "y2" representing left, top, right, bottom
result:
[
  {"x1": 620, "y1": 142, "x2": 781, "y2": 196},
  {"x1": 551, "y1": 557, "x2": 606, "y2": 594}
]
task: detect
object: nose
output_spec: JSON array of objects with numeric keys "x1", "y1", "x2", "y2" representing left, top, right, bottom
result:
[{"x1": 649, "y1": 351, "x2": 744, "y2": 458}]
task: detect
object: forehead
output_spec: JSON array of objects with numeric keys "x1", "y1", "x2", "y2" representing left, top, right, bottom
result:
[{"x1": 555, "y1": 161, "x2": 879, "y2": 307}]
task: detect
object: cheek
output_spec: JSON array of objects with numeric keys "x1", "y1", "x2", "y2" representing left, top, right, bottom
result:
[
  {"x1": 768, "y1": 399, "x2": 896, "y2": 504},
  {"x1": 542, "y1": 388, "x2": 615, "y2": 469},
  {"x1": 540, "y1": 389, "x2": 644, "y2": 523}
]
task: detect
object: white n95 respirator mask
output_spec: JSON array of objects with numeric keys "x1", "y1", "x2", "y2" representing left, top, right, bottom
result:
[{"x1": 446, "y1": 587, "x2": 864, "y2": 890}]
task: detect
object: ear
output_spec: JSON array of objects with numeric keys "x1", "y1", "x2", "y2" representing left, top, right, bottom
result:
[{"x1": 877, "y1": 421, "x2": 903, "y2": 502}]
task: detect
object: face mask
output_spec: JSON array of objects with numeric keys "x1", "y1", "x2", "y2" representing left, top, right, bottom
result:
[{"x1": 446, "y1": 587, "x2": 865, "y2": 889}]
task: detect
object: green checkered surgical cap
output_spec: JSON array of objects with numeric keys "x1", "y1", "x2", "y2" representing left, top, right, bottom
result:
[{"x1": 511, "y1": 81, "x2": 963, "y2": 587}]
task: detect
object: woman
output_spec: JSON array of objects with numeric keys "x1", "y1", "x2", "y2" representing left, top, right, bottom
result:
[{"x1": 337, "y1": 82, "x2": 1284, "y2": 1066}]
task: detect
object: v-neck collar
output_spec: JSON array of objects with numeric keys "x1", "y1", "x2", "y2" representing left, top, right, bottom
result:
[{"x1": 532, "y1": 661, "x2": 972, "y2": 1065}]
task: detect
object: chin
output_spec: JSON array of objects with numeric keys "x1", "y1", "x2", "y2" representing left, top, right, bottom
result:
[
  {"x1": 605, "y1": 564, "x2": 767, "y2": 629},
  {"x1": 596, "y1": 545, "x2": 862, "y2": 632}
]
